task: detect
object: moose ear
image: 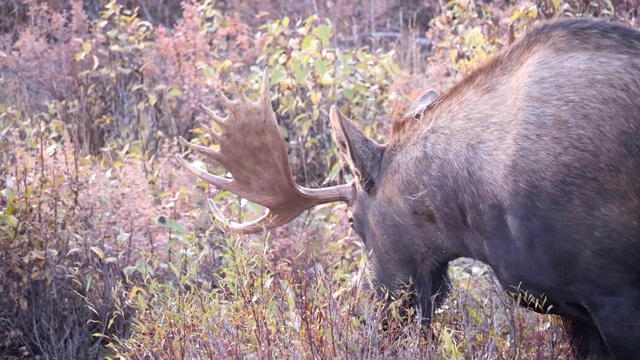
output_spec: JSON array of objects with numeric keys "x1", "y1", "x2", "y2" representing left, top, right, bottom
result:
[
  {"x1": 406, "y1": 89, "x2": 439, "y2": 117},
  {"x1": 330, "y1": 106, "x2": 383, "y2": 194}
]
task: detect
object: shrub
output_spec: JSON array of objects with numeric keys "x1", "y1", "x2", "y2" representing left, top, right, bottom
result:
[
  {"x1": 0, "y1": 105, "x2": 127, "y2": 358},
  {"x1": 2, "y1": 0, "x2": 636, "y2": 358}
]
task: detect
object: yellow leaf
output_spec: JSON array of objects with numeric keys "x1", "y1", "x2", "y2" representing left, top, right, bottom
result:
[
  {"x1": 91, "y1": 246, "x2": 105, "y2": 261},
  {"x1": 310, "y1": 91, "x2": 321, "y2": 105},
  {"x1": 319, "y1": 72, "x2": 334, "y2": 86},
  {"x1": 83, "y1": 41, "x2": 92, "y2": 53},
  {"x1": 166, "y1": 88, "x2": 183, "y2": 99},
  {"x1": 129, "y1": 286, "x2": 143, "y2": 299},
  {"x1": 449, "y1": 49, "x2": 459, "y2": 64},
  {"x1": 279, "y1": 78, "x2": 294, "y2": 89}
]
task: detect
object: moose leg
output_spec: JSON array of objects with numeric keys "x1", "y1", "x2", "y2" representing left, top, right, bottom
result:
[
  {"x1": 417, "y1": 264, "x2": 451, "y2": 324},
  {"x1": 566, "y1": 319, "x2": 610, "y2": 360},
  {"x1": 590, "y1": 296, "x2": 640, "y2": 360}
]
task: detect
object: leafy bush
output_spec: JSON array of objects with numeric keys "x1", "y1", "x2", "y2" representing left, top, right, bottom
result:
[
  {"x1": 0, "y1": 1, "x2": 406, "y2": 357},
  {"x1": 0, "y1": 105, "x2": 126, "y2": 358},
  {"x1": 106, "y1": 225, "x2": 572, "y2": 359},
  {"x1": 1, "y1": 0, "x2": 637, "y2": 359},
  {"x1": 252, "y1": 15, "x2": 402, "y2": 185}
]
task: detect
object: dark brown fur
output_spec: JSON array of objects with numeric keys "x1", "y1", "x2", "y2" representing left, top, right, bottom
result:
[{"x1": 333, "y1": 18, "x2": 640, "y2": 360}]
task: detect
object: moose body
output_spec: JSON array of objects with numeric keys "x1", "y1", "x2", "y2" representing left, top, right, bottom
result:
[
  {"x1": 178, "y1": 18, "x2": 640, "y2": 359},
  {"x1": 344, "y1": 19, "x2": 640, "y2": 359}
]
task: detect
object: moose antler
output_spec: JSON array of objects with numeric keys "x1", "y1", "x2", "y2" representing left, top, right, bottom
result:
[{"x1": 176, "y1": 69, "x2": 353, "y2": 234}]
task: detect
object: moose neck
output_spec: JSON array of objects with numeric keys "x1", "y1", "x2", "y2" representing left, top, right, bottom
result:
[{"x1": 387, "y1": 122, "x2": 513, "y2": 268}]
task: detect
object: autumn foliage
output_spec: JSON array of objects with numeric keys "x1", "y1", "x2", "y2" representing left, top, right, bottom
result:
[{"x1": 0, "y1": 0, "x2": 637, "y2": 358}]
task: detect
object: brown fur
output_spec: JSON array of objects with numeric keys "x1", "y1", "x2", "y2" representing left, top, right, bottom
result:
[
  {"x1": 390, "y1": 18, "x2": 640, "y2": 148},
  {"x1": 334, "y1": 18, "x2": 640, "y2": 360}
]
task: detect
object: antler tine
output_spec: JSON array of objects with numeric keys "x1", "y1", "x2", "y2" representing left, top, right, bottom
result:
[
  {"x1": 177, "y1": 68, "x2": 353, "y2": 234},
  {"x1": 174, "y1": 153, "x2": 239, "y2": 193},
  {"x1": 218, "y1": 90, "x2": 236, "y2": 108},
  {"x1": 260, "y1": 68, "x2": 271, "y2": 102},
  {"x1": 201, "y1": 124, "x2": 221, "y2": 143},
  {"x1": 208, "y1": 199, "x2": 299, "y2": 234},
  {"x1": 199, "y1": 103, "x2": 227, "y2": 129},
  {"x1": 234, "y1": 80, "x2": 251, "y2": 104},
  {"x1": 177, "y1": 136, "x2": 227, "y2": 167}
]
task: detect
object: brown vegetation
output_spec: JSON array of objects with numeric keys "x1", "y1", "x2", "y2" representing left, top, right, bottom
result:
[{"x1": 0, "y1": 0, "x2": 637, "y2": 358}]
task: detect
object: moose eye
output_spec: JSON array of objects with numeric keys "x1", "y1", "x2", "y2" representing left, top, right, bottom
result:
[
  {"x1": 347, "y1": 215, "x2": 364, "y2": 243},
  {"x1": 347, "y1": 210, "x2": 356, "y2": 231},
  {"x1": 347, "y1": 210, "x2": 357, "y2": 232},
  {"x1": 347, "y1": 216, "x2": 366, "y2": 244}
]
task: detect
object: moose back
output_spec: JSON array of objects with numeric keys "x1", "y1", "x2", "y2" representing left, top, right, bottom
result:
[{"x1": 178, "y1": 18, "x2": 640, "y2": 359}]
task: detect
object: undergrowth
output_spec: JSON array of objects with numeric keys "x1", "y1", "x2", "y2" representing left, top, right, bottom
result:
[{"x1": 0, "y1": 0, "x2": 636, "y2": 358}]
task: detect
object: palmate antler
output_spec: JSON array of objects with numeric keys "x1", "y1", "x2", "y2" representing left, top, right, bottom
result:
[{"x1": 176, "y1": 70, "x2": 353, "y2": 234}]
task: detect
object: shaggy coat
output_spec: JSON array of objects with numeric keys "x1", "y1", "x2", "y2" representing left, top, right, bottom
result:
[{"x1": 332, "y1": 18, "x2": 640, "y2": 360}]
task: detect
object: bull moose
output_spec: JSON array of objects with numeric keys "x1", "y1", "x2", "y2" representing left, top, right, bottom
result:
[{"x1": 177, "y1": 18, "x2": 640, "y2": 359}]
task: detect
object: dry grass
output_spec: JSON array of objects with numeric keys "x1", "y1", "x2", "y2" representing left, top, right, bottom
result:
[{"x1": 2, "y1": 0, "x2": 636, "y2": 358}]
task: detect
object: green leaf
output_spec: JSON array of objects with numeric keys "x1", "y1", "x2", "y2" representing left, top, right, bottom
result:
[
  {"x1": 312, "y1": 24, "x2": 332, "y2": 47},
  {"x1": 74, "y1": 51, "x2": 86, "y2": 62},
  {"x1": 1, "y1": 188, "x2": 15, "y2": 204},
  {"x1": 166, "y1": 88, "x2": 183, "y2": 99},
  {"x1": 278, "y1": 124, "x2": 288, "y2": 138},
  {"x1": 314, "y1": 59, "x2": 329, "y2": 75},
  {"x1": 327, "y1": 161, "x2": 343, "y2": 181},
  {"x1": 164, "y1": 219, "x2": 185, "y2": 234},
  {"x1": 291, "y1": 62, "x2": 309, "y2": 83},
  {"x1": 303, "y1": 14, "x2": 319, "y2": 34},
  {"x1": 343, "y1": 88, "x2": 354, "y2": 101},
  {"x1": 123, "y1": 265, "x2": 136, "y2": 277},
  {"x1": 1, "y1": 214, "x2": 18, "y2": 228},
  {"x1": 271, "y1": 68, "x2": 286, "y2": 84},
  {"x1": 302, "y1": 35, "x2": 316, "y2": 51},
  {"x1": 301, "y1": 119, "x2": 311, "y2": 135},
  {"x1": 168, "y1": 262, "x2": 180, "y2": 278}
]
